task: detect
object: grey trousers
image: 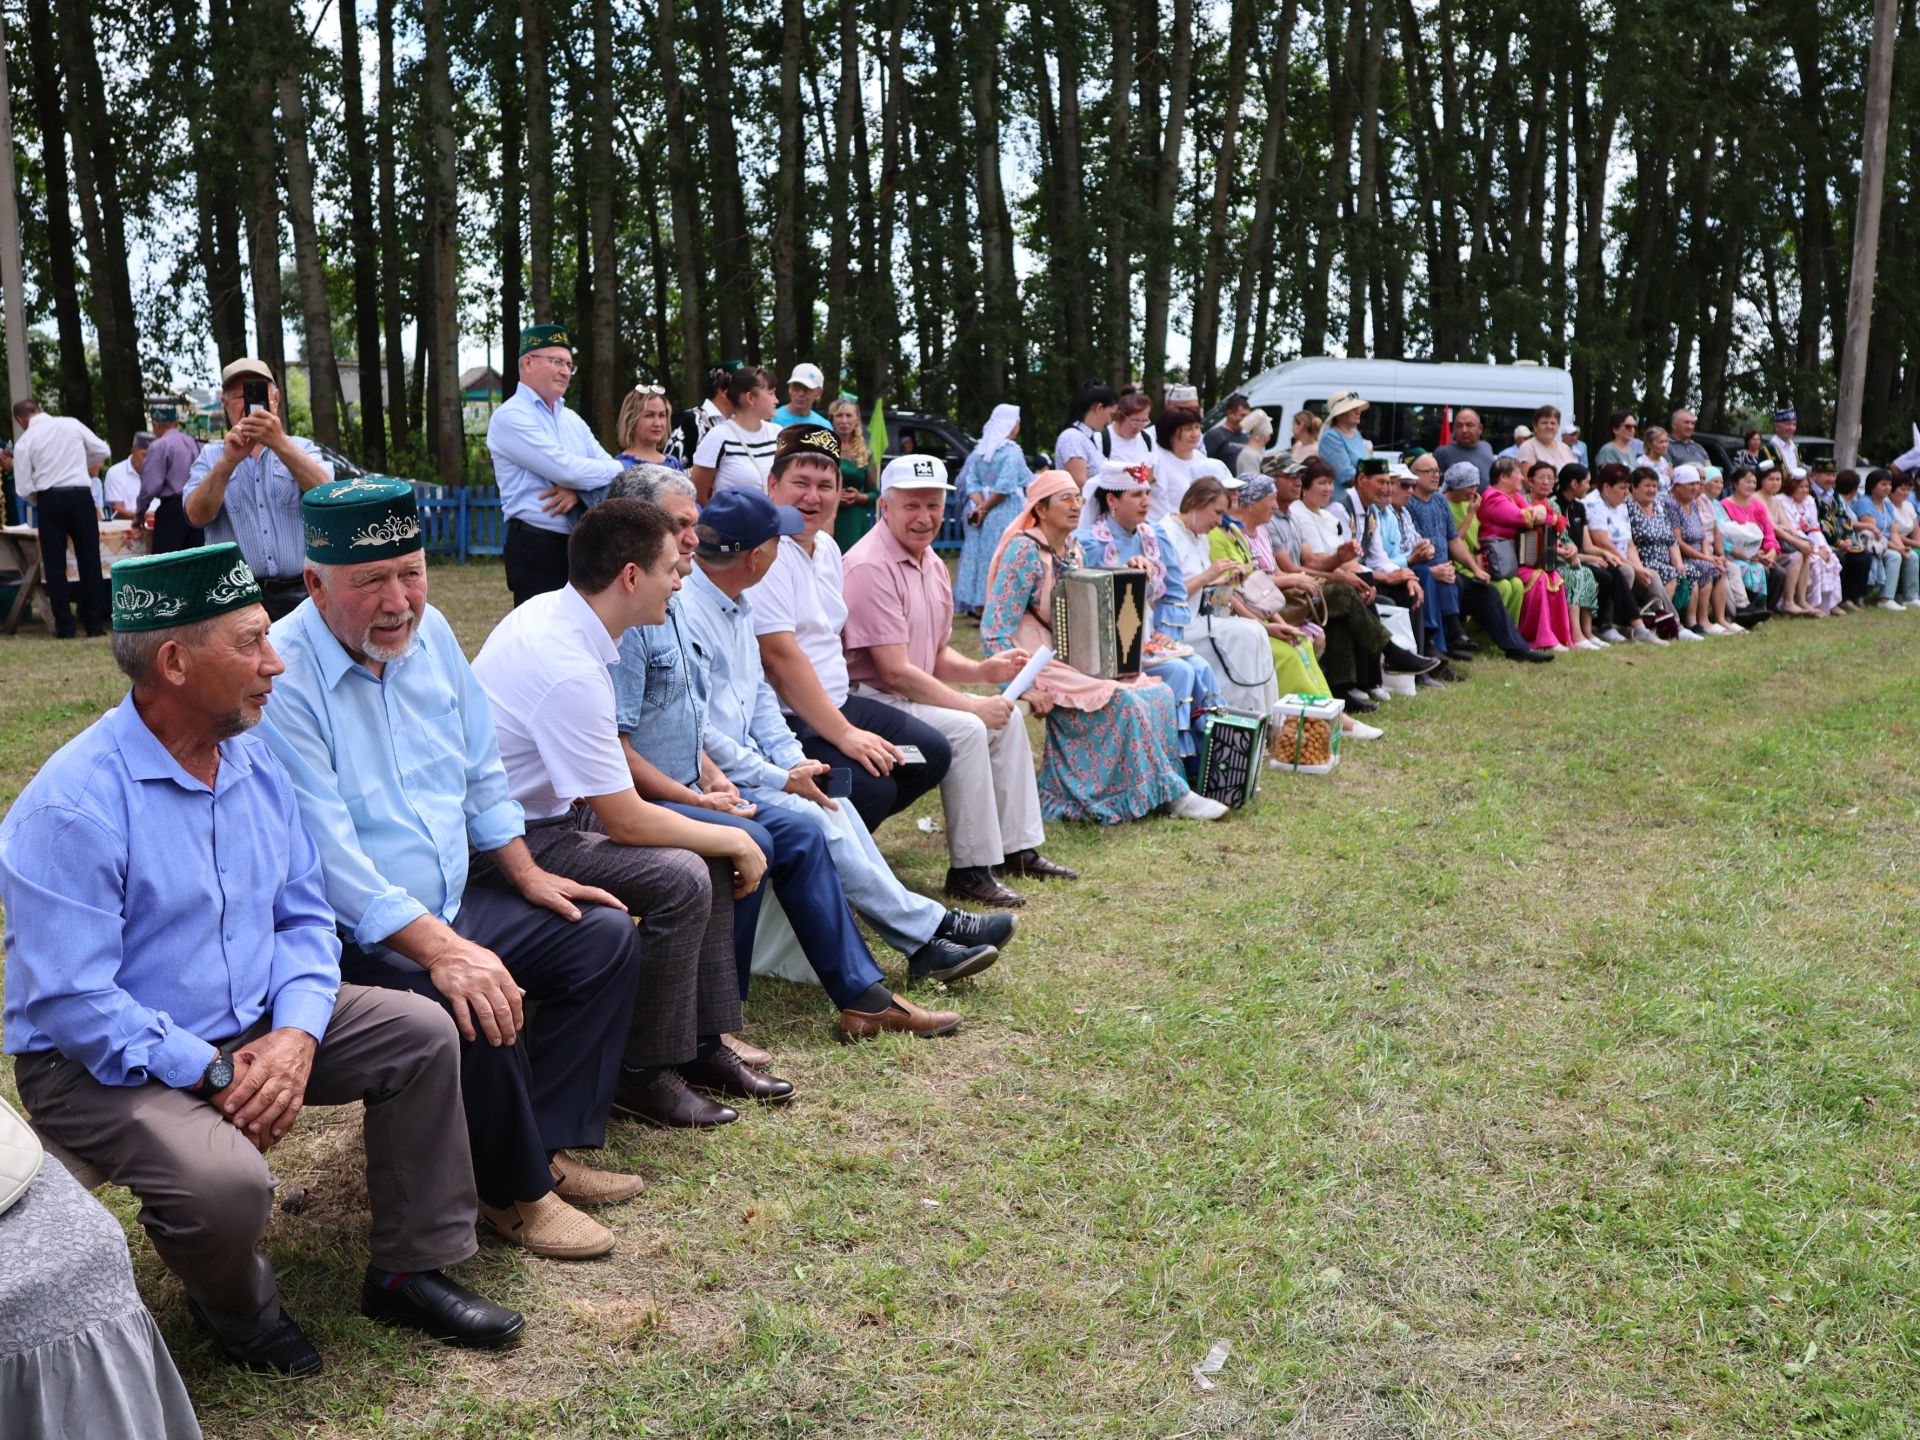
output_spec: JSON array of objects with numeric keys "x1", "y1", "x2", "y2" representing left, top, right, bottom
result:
[
  {"x1": 510, "y1": 807, "x2": 742, "y2": 1064},
  {"x1": 13, "y1": 984, "x2": 477, "y2": 1346}
]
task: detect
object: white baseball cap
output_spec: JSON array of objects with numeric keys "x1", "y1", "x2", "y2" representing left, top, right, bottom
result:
[
  {"x1": 787, "y1": 363, "x2": 826, "y2": 391},
  {"x1": 879, "y1": 454, "x2": 953, "y2": 495}
]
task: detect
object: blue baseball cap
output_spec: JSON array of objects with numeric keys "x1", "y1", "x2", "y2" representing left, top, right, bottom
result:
[{"x1": 697, "y1": 487, "x2": 804, "y2": 555}]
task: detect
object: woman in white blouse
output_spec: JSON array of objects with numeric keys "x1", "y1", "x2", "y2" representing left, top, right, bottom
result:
[{"x1": 690, "y1": 366, "x2": 780, "y2": 501}]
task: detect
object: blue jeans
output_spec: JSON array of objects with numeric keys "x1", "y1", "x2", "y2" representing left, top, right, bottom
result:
[{"x1": 659, "y1": 801, "x2": 887, "y2": 1009}]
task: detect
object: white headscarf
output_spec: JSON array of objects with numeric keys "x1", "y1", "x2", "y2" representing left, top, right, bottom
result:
[{"x1": 977, "y1": 403, "x2": 1022, "y2": 458}]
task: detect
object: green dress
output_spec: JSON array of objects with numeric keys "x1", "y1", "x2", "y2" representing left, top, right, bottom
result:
[
  {"x1": 1207, "y1": 526, "x2": 1333, "y2": 698},
  {"x1": 833, "y1": 455, "x2": 876, "y2": 550}
]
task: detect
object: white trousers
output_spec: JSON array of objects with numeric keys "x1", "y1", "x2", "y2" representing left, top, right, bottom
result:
[{"x1": 852, "y1": 684, "x2": 1045, "y2": 868}]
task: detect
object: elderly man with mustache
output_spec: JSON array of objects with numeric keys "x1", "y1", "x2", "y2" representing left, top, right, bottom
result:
[{"x1": 260, "y1": 479, "x2": 646, "y2": 1265}]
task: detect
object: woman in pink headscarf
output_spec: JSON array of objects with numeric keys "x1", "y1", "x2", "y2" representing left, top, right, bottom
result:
[{"x1": 979, "y1": 470, "x2": 1221, "y2": 824}]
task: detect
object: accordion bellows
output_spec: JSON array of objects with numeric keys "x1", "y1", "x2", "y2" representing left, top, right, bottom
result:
[
  {"x1": 1053, "y1": 567, "x2": 1148, "y2": 679},
  {"x1": 1199, "y1": 709, "x2": 1267, "y2": 808}
]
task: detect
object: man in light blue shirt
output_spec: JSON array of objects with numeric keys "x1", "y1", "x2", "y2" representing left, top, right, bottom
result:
[
  {"x1": 4, "y1": 543, "x2": 519, "y2": 1376},
  {"x1": 182, "y1": 356, "x2": 335, "y2": 619},
  {"x1": 770, "y1": 361, "x2": 831, "y2": 429},
  {"x1": 679, "y1": 489, "x2": 1012, "y2": 1031},
  {"x1": 487, "y1": 323, "x2": 625, "y2": 608},
  {"x1": 260, "y1": 478, "x2": 646, "y2": 1260}
]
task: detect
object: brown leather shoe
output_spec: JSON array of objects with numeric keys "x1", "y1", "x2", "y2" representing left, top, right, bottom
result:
[
  {"x1": 999, "y1": 848, "x2": 1079, "y2": 882},
  {"x1": 943, "y1": 865, "x2": 1025, "y2": 907},
  {"x1": 722, "y1": 1033, "x2": 773, "y2": 1069},
  {"x1": 680, "y1": 1046, "x2": 796, "y2": 1104},
  {"x1": 837, "y1": 995, "x2": 962, "y2": 1041},
  {"x1": 612, "y1": 1068, "x2": 739, "y2": 1129},
  {"x1": 478, "y1": 1192, "x2": 615, "y2": 1260},
  {"x1": 549, "y1": 1151, "x2": 645, "y2": 1207}
]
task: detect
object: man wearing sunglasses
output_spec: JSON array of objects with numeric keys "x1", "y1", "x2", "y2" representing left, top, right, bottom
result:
[{"x1": 486, "y1": 325, "x2": 625, "y2": 607}]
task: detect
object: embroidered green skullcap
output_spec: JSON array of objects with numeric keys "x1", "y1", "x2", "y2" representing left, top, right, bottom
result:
[
  {"x1": 110, "y1": 543, "x2": 263, "y2": 633},
  {"x1": 302, "y1": 477, "x2": 423, "y2": 564},
  {"x1": 150, "y1": 402, "x2": 179, "y2": 423},
  {"x1": 1357, "y1": 456, "x2": 1391, "y2": 476},
  {"x1": 518, "y1": 323, "x2": 574, "y2": 357}
]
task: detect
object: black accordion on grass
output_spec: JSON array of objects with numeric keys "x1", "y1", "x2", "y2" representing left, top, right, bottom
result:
[{"x1": 1197, "y1": 708, "x2": 1267, "y2": 809}]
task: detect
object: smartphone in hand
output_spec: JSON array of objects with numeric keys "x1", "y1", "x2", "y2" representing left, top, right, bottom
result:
[
  {"x1": 826, "y1": 767, "x2": 855, "y2": 800},
  {"x1": 242, "y1": 379, "x2": 270, "y2": 415}
]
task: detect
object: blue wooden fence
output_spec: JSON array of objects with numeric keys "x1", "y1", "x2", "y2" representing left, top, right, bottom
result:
[
  {"x1": 408, "y1": 482, "x2": 966, "y2": 563},
  {"x1": 7, "y1": 485, "x2": 967, "y2": 564}
]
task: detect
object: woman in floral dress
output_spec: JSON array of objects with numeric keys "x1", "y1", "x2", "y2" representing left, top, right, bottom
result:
[{"x1": 980, "y1": 471, "x2": 1209, "y2": 824}]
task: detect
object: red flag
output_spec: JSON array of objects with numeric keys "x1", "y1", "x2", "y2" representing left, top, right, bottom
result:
[{"x1": 1439, "y1": 406, "x2": 1453, "y2": 447}]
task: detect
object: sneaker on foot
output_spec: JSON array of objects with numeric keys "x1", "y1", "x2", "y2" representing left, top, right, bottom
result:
[{"x1": 1598, "y1": 627, "x2": 1627, "y2": 643}]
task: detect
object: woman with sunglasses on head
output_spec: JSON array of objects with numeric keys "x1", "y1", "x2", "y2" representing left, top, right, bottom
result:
[{"x1": 615, "y1": 384, "x2": 685, "y2": 471}]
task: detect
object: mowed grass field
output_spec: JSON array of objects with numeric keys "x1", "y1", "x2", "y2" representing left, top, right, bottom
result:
[{"x1": 4, "y1": 558, "x2": 1920, "y2": 1439}]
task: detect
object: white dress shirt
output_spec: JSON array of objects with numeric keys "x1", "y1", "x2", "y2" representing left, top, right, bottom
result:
[
  {"x1": 471, "y1": 584, "x2": 634, "y2": 823},
  {"x1": 745, "y1": 532, "x2": 851, "y2": 710},
  {"x1": 14, "y1": 414, "x2": 109, "y2": 497}
]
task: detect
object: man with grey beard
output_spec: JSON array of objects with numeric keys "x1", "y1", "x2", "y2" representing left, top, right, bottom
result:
[{"x1": 260, "y1": 478, "x2": 648, "y2": 1265}]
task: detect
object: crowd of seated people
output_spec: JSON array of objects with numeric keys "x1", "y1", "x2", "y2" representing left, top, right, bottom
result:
[{"x1": 9, "y1": 335, "x2": 1916, "y2": 1414}]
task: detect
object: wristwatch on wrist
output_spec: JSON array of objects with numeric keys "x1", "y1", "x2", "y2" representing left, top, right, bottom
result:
[{"x1": 196, "y1": 1051, "x2": 235, "y2": 1097}]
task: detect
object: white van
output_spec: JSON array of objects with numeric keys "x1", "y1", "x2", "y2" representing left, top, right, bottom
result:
[{"x1": 1223, "y1": 357, "x2": 1577, "y2": 457}]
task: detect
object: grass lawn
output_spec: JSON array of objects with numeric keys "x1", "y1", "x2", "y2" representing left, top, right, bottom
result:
[{"x1": 5, "y1": 559, "x2": 1920, "y2": 1438}]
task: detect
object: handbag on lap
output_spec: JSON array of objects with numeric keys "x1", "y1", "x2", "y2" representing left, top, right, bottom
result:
[{"x1": 0, "y1": 1092, "x2": 46, "y2": 1216}]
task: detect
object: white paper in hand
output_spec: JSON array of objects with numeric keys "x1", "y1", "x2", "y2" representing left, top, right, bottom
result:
[{"x1": 1002, "y1": 645, "x2": 1054, "y2": 702}]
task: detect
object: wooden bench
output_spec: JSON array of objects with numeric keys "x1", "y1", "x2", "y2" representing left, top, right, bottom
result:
[{"x1": 35, "y1": 1128, "x2": 110, "y2": 1190}]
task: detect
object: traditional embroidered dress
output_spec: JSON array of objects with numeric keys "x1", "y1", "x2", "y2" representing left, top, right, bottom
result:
[
  {"x1": 1478, "y1": 485, "x2": 1573, "y2": 648},
  {"x1": 953, "y1": 406, "x2": 1030, "y2": 614},
  {"x1": 980, "y1": 531, "x2": 1189, "y2": 824}
]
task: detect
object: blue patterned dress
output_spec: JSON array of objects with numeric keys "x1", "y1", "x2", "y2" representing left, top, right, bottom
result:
[
  {"x1": 953, "y1": 444, "x2": 1030, "y2": 614},
  {"x1": 1082, "y1": 516, "x2": 1221, "y2": 769},
  {"x1": 981, "y1": 533, "x2": 1189, "y2": 824}
]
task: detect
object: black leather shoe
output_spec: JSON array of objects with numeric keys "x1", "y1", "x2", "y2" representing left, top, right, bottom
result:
[
  {"x1": 185, "y1": 1296, "x2": 324, "y2": 1377},
  {"x1": 1444, "y1": 626, "x2": 1480, "y2": 656},
  {"x1": 1416, "y1": 673, "x2": 1445, "y2": 689},
  {"x1": 1381, "y1": 643, "x2": 1440, "y2": 675},
  {"x1": 1341, "y1": 690, "x2": 1379, "y2": 713},
  {"x1": 907, "y1": 936, "x2": 999, "y2": 986},
  {"x1": 361, "y1": 1268, "x2": 526, "y2": 1349},
  {"x1": 1431, "y1": 660, "x2": 1465, "y2": 683},
  {"x1": 613, "y1": 1068, "x2": 739, "y2": 1128},
  {"x1": 943, "y1": 865, "x2": 1025, "y2": 907},
  {"x1": 1504, "y1": 648, "x2": 1553, "y2": 664},
  {"x1": 937, "y1": 908, "x2": 1016, "y2": 951},
  {"x1": 679, "y1": 1046, "x2": 795, "y2": 1104},
  {"x1": 998, "y1": 848, "x2": 1079, "y2": 881}
]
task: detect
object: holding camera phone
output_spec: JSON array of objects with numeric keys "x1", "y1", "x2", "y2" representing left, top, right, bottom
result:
[{"x1": 242, "y1": 378, "x2": 270, "y2": 416}]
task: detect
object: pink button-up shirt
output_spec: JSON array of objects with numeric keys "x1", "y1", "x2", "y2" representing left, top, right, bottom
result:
[{"x1": 841, "y1": 520, "x2": 953, "y2": 691}]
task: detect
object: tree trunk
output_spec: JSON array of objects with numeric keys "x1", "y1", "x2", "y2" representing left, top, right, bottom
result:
[
  {"x1": 423, "y1": 0, "x2": 462, "y2": 481},
  {"x1": 376, "y1": 0, "x2": 411, "y2": 455},
  {"x1": 588, "y1": 0, "x2": 619, "y2": 443},
  {"x1": 970, "y1": 0, "x2": 1011, "y2": 399},
  {"x1": 1188, "y1": 0, "x2": 1253, "y2": 397},
  {"x1": 340, "y1": 0, "x2": 386, "y2": 464},
  {"x1": 655, "y1": 0, "x2": 708, "y2": 395},
  {"x1": 772, "y1": 0, "x2": 805, "y2": 372},
  {"x1": 521, "y1": 0, "x2": 553, "y2": 322},
  {"x1": 1105, "y1": 0, "x2": 1135, "y2": 383},
  {"x1": 1353, "y1": 0, "x2": 1384, "y2": 355},
  {"x1": 1226, "y1": 0, "x2": 1298, "y2": 385},
  {"x1": 820, "y1": 0, "x2": 859, "y2": 391},
  {"x1": 187, "y1": 0, "x2": 248, "y2": 369},
  {"x1": 239, "y1": 51, "x2": 287, "y2": 389},
  {"x1": 279, "y1": 59, "x2": 340, "y2": 449},
  {"x1": 496, "y1": 6, "x2": 521, "y2": 408},
  {"x1": 869, "y1": 0, "x2": 911, "y2": 401},
  {"x1": 1836, "y1": 0, "x2": 1900, "y2": 466},
  {"x1": 58, "y1": 0, "x2": 142, "y2": 448},
  {"x1": 22, "y1": 0, "x2": 92, "y2": 422},
  {"x1": 1141, "y1": 0, "x2": 1193, "y2": 389},
  {"x1": 695, "y1": 0, "x2": 753, "y2": 359},
  {"x1": 1051, "y1": 0, "x2": 1090, "y2": 374}
]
